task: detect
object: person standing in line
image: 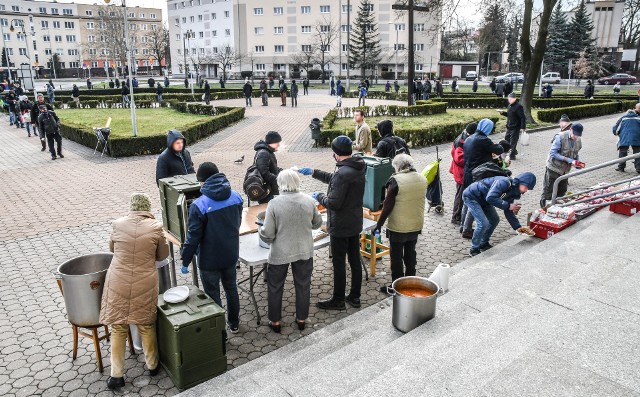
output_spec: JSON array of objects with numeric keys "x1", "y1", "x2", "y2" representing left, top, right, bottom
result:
[
  {"x1": 86, "y1": 78, "x2": 92, "y2": 90},
  {"x1": 109, "y1": 79, "x2": 115, "y2": 89},
  {"x1": 394, "y1": 80, "x2": 400, "y2": 94},
  {"x1": 451, "y1": 77, "x2": 458, "y2": 93},
  {"x1": 71, "y1": 84, "x2": 80, "y2": 105},
  {"x1": 37, "y1": 104, "x2": 64, "y2": 160},
  {"x1": 121, "y1": 83, "x2": 130, "y2": 106},
  {"x1": 540, "y1": 122, "x2": 584, "y2": 208},
  {"x1": 450, "y1": 122, "x2": 477, "y2": 224},
  {"x1": 115, "y1": 77, "x2": 121, "y2": 88},
  {"x1": 358, "y1": 84, "x2": 367, "y2": 107},
  {"x1": 47, "y1": 83, "x2": 56, "y2": 104},
  {"x1": 19, "y1": 96, "x2": 34, "y2": 136},
  {"x1": 385, "y1": 81, "x2": 391, "y2": 92},
  {"x1": 219, "y1": 76, "x2": 225, "y2": 89},
  {"x1": 330, "y1": 78, "x2": 336, "y2": 96},
  {"x1": 155, "y1": 130, "x2": 195, "y2": 183},
  {"x1": 297, "y1": 136, "x2": 366, "y2": 310},
  {"x1": 612, "y1": 103, "x2": 640, "y2": 173},
  {"x1": 423, "y1": 79, "x2": 432, "y2": 100},
  {"x1": 495, "y1": 80, "x2": 505, "y2": 97},
  {"x1": 260, "y1": 79, "x2": 269, "y2": 106},
  {"x1": 203, "y1": 80, "x2": 211, "y2": 105},
  {"x1": 502, "y1": 92, "x2": 526, "y2": 160},
  {"x1": 181, "y1": 163, "x2": 243, "y2": 335},
  {"x1": 545, "y1": 83, "x2": 554, "y2": 98},
  {"x1": 374, "y1": 120, "x2": 410, "y2": 159},
  {"x1": 490, "y1": 78, "x2": 496, "y2": 93},
  {"x1": 253, "y1": 131, "x2": 283, "y2": 203},
  {"x1": 472, "y1": 78, "x2": 478, "y2": 93},
  {"x1": 5, "y1": 89, "x2": 18, "y2": 126},
  {"x1": 352, "y1": 109, "x2": 372, "y2": 155},
  {"x1": 335, "y1": 80, "x2": 343, "y2": 107},
  {"x1": 374, "y1": 154, "x2": 428, "y2": 293},
  {"x1": 584, "y1": 80, "x2": 595, "y2": 99},
  {"x1": 243, "y1": 79, "x2": 253, "y2": 107},
  {"x1": 164, "y1": 76, "x2": 170, "y2": 88},
  {"x1": 303, "y1": 77, "x2": 309, "y2": 95},
  {"x1": 31, "y1": 94, "x2": 52, "y2": 151},
  {"x1": 156, "y1": 82, "x2": 163, "y2": 102},
  {"x1": 279, "y1": 79, "x2": 288, "y2": 106},
  {"x1": 290, "y1": 80, "x2": 299, "y2": 107},
  {"x1": 436, "y1": 79, "x2": 444, "y2": 97}
]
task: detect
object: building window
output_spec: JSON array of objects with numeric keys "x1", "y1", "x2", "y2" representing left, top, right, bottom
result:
[
  {"x1": 320, "y1": 44, "x2": 330, "y2": 52},
  {"x1": 91, "y1": 61, "x2": 99, "y2": 68},
  {"x1": 68, "y1": 49, "x2": 79, "y2": 56},
  {"x1": 225, "y1": 29, "x2": 231, "y2": 36},
  {"x1": 44, "y1": 48, "x2": 52, "y2": 55},
  {"x1": 43, "y1": 35, "x2": 50, "y2": 42},
  {"x1": 2, "y1": 33, "x2": 9, "y2": 42},
  {"x1": 182, "y1": 17, "x2": 186, "y2": 23},
  {"x1": 320, "y1": 25, "x2": 330, "y2": 33},
  {"x1": 255, "y1": 45, "x2": 265, "y2": 52},
  {"x1": 255, "y1": 27, "x2": 264, "y2": 35},
  {"x1": 275, "y1": 45, "x2": 284, "y2": 53},
  {"x1": 301, "y1": 44, "x2": 312, "y2": 52},
  {"x1": 224, "y1": 11, "x2": 230, "y2": 18},
  {"x1": 414, "y1": 23, "x2": 425, "y2": 31},
  {"x1": 139, "y1": 13, "x2": 145, "y2": 18},
  {"x1": 87, "y1": 22, "x2": 94, "y2": 29},
  {"x1": 213, "y1": 47, "x2": 218, "y2": 53},
  {"x1": 198, "y1": 15, "x2": 203, "y2": 21},
  {"x1": 175, "y1": 34, "x2": 181, "y2": 40},
  {"x1": 70, "y1": 61, "x2": 80, "y2": 68},
  {"x1": 151, "y1": 13, "x2": 156, "y2": 19},
  {"x1": 395, "y1": 24, "x2": 406, "y2": 31},
  {"x1": 64, "y1": 22, "x2": 75, "y2": 29},
  {"x1": 212, "y1": 30, "x2": 217, "y2": 37},
  {"x1": 274, "y1": 26, "x2": 284, "y2": 34},
  {"x1": 274, "y1": 7, "x2": 283, "y2": 15},
  {"x1": 274, "y1": 64, "x2": 285, "y2": 70},
  {"x1": 41, "y1": 21, "x2": 49, "y2": 28},
  {"x1": 394, "y1": 44, "x2": 405, "y2": 50},
  {"x1": 366, "y1": 4, "x2": 374, "y2": 11},
  {"x1": 190, "y1": 16, "x2": 194, "y2": 22},
  {"x1": 19, "y1": 48, "x2": 27, "y2": 55},
  {"x1": 12, "y1": 6, "x2": 20, "y2": 12},
  {"x1": 54, "y1": 35, "x2": 62, "y2": 42},
  {"x1": 414, "y1": 44, "x2": 424, "y2": 51},
  {"x1": 301, "y1": 6, "x2": 311, "y2": 14},
  {"x1": 342, "y1": 5, "x2": 352, "y2": 13},
  {"x1": 301, "y1": 26, "x2": 311, "y2": 33},
  {"x1": 342, "y1": 63, "x2": 348, "y2": 71},
  {"x1": 5, "y1": 48, "x2": 12, "y2": 55},
  {"x1": 51, "y1": 8, "x2": 59, "y2": 15},
  {"x1": 39, "y1": 7, "x2": 47, "y2": 14},
  {"x1": 342, "y1": 44, "x2": 348, "y2": 52},
  {"x1": 415, "y1": 63, "x2": 423, "y2": 71},
  {"x1": 85, "y1": 10, "x2": 93, "y2": 16},
  {"x1": 254, "y1": 8, "x2": 263, "y2": 15},
  {"x1": 199, "y1": 31, "x2": 204, "y2": 38},
  {"x1": 341, "y1": 25, "x2": 352, "y2": 32},
  {"x1": 53, "y1": 21, "x2": 60, "y2": 29},
  {"x1": 320, "y1": 5, "x2": 331, "y2": 13},
  {"x1": 66, "y1": 35, "x2": 77, "y2": 42},
  {"x1": 63, "y1": 9, "x2": 73, "y2": 15},
  {"x1": 151, "y1": 24, "x2": 157, "y2": 31},
  {"x1": 256, "y1": 63, "x2": 266, "y2": 71},
  {"x1": 211, "y1": 13, "x2": 216, "y2": 19}
]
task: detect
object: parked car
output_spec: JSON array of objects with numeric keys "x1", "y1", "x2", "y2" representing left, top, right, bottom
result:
[
  {"x1": 496, "y1": 73, "x2": 524, "y2": 83},
  {"x1": 597, "y1": 73, "x2": 637, "y2": 85},
  {"x1": 465, "y1": 71, "x2": 478, "y2": 81},
  {"x1": 541, "y1": 72, "x2": 561, "y2": 84}
]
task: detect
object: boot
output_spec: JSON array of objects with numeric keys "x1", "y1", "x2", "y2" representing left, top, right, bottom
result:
[{"x1": 41, "y1": 139, "x2": 46, "y2": 152}]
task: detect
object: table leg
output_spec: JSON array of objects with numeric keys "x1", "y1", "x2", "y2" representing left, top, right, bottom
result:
[
  {"x1": 191, "y1": 257, "x2": 200, "y2": 288},
  {"x1": 169, "y1": 241, "x2": 177, "y2": 288},
  {"x1": 370, "y1": 236, "x2": 378, "y2": 277},
  {"x1": 249, "y1": 266, "x2": 261, "y2": 325}
]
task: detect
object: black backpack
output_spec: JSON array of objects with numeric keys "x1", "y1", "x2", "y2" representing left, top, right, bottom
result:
[
  {"x1": 243, "y1": 153, "x2": 270, "y2": 201},
  {"x1": 384, "y1": 136, "x2": 409, "y2": 159},
  {"x1": 472, "y1": 161, "x2": 511, "y2": 182}
]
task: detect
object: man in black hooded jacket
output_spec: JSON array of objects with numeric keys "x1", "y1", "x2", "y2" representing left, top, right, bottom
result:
[
  {"x1": 155, "y1": 129, "x2": 195, "y2": 184},
  {"x1": 253, "y1": 131, "x2": 283, "y2": 203},
  {"x1": 374, "y1": 119, "x2": 410, "y2": 159}
]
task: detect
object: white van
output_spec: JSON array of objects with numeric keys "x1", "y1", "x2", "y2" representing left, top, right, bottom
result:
[
  {"x1": 541, "y1": 72, "x2": 561, "y2": 84},
  {"x1": 465, "y1": 71, "x2": 478, "y2": 81}
]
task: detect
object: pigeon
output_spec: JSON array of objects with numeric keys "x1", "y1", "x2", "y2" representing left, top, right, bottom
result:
[{"x1": 234, "y1": 155, "x2": 245, "y2": 164}]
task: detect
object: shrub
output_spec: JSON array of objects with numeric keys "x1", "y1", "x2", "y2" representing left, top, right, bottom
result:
[
  {"x1": 306, "y1": 69, "x2": 323, "y2": 80},
  {"x1": 427, "y1": 97, "x2": 614, "y2": 109},
  {"x1": 240, "y1": 71, "x2": 253, "y2": 78},
  {"x1": 537, "y1": 101, "x2": 626, "y2": 122},
  {"x1": 333, "y1": 102, "x2": 447, "y2": 118}
]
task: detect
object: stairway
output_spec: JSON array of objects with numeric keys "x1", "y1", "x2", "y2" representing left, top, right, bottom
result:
[{"x1": 180, "y1": 210, "x2": 640, "y2": 397}]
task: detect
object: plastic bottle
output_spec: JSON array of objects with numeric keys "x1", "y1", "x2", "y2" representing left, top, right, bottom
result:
[{"x1": 375, "y1": 230, "x2": 382, "y2": 253}]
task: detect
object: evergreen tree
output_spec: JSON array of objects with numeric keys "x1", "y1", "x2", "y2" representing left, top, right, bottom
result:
[
  {"x1": 546, "y1": 0, "x2": 571, "y2": 73},
  {"x1": 477, "y1": 4, "x2": 508, "y2": 70},
  {"x1": 349, "y1": 0, "x2": 382, "y2": 78},
  {"x1": 506, "y1": 16, "x2": 522, "y2": 71},
  {"x1": 568, "y1": 0, "x2": 597, "y2": 59}
]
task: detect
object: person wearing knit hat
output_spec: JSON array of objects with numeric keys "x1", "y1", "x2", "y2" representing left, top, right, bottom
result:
[
  {"x1": 374, "y1": 119, "x2": 410, "y2": 159},
  {"x1": 540, "y1": 120, "x2": 584, "y2": 208},
  {"x1": 463, "y1": 171, "x2": 536, "y2": 257},
  {"x1": 253, "y1": 131, "x2": 283, "y2": 203},
  {"x1": 296, "y1": 136, "x2": 366, "y2": 310},
  {"x1": 503, "y1": 91, "x2": 526, "y2": 160},
  {"x1": 100, "y1": 193, "x2": 169, "y2": 390}
]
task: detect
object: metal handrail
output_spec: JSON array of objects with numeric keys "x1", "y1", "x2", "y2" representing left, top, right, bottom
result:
[{"x1": 550, "y1": 152, "x2": 640, "y2": 205}]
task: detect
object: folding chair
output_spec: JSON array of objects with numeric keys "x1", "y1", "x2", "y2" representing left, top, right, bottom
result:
[{"x1": 93, "y1": 127, "x2": 111, "y2": 157}]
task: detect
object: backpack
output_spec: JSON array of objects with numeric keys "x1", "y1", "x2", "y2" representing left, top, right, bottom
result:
[
  {"x1": 383, "y1": 136, "x2": 409, "y2": 159},
  {"x1": 243, "y1": 153, "x2": 270, "y2": 201},
  {"x1": 472, "y1": 161, "x2": 511, "y2": 182}
]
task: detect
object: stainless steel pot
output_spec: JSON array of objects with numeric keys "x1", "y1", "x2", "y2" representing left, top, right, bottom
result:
[
  {"x1": 56, "y1": 253, "x2": 112, "y2": 326},
  {"x1": 391, "y1": 276, "x2": 441, "y2": 333}
]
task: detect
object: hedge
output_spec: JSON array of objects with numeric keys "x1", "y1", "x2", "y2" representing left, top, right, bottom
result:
[
  {"x1": 537, "y1": 101, "x2": 633, "y2": 122},
  {"x1": 424, "y1": 97, "x2": 615, "y2": 109},
  {"x1": 49, "y1": 89, "x2": 282, "y2": 104},
  {"x1": 59, "y1": 104, "x2": 245, "y2": 157},
  {"x1": 332, "y1": 103, "x2": 447, "y2": 119}
]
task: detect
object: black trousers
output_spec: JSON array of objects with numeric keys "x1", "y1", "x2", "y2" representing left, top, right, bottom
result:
[
  {"x1": 330, "y1": 235, "x2": 362, "y2": 300},
  {"x1": 540, "y1": 168, "x2": 568, "y2": 208},
  {"x1": 267, "y1": 258, "x2": 313, "y2": 322},
  {"x1": 47, "y1": 133, "x2": 62, "y2": 157},
  {"x1": 303, "y1": 86, "x2": 308, "y2": 95},
  {"x1": 390, "y1": 239, "x2": 418, "y2": 281},
  {"x1": 618, "y1": 146, "x2": 640, "y2": 171},
  {"x1": 505, "y1": 128, "x2": 521, "y2": 155},
  {"x1": 291, "y1": 95, "x2": 297, "y2": 107},
  {"x1": 452, "y1": 183, "x2": 464, "y2": 222}
]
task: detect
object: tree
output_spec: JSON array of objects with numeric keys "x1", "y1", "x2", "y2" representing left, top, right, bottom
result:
[
  {"x1": 572, "y1": 48, "x2": 602, "y2": 79},
  {"x1": 546, "y1": 0, "x2": 571, "y2": 74},
  {"x1": 50, "y1": 53, "x2": 63, "y2": 78},
  {"x1": 212, "y1": 45, "x2": 239, "y2": 81},
  {"x1": 312, "y1": 18, "x2": 338, "y2": 83},
  {"x1": 506, "y1": 16, "x2": 522, "y2": 71},
  {"x1": 349, "y1": 0, "x2": 382, "y2": 78},
  {"x1": 568, "y1": 0, "x2": 597, "y2": 59},
  {"x1": 146, "y1": 23, "x2": 170, "y2": 72},
  {"x1": 1, "y1": 47, "x2": 10, "y2": 68},
  {"x1": 290, "y1": 44, "x2": 316, "y2": 75},
  {"x1": 621, "y1": 0, "x2": 640, "y2": 71},
  {"x1": 441, "y1": 18, "x2": 478, "y2": 62},
  {"x1": 477, "y1": 3, "x2": 508, "y2": 71},
  {"x1": 520, "y1": 0, "x2": 559, "y2": 123}
]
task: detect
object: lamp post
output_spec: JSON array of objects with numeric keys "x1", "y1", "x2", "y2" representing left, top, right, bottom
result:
[
  {"x1": 388, "y1": 22, "x2": 399, "y2": 80},
  {"x1": 9, "y1": 19, "x2": 37, "y2": 97},
  {"x1": 104, "y1": 0, "x2": 137, "y2": 137},
  {"x1": 175, "y1": 24, "x2": 194, "y2": 96}
]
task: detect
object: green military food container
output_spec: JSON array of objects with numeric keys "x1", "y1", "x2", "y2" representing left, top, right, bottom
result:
[
  {"x1": 158, "y1": 174, "x2": 202, "y2": 243},
  {"x1": 358, "y1": 155, "x2": 394, "y2": 211},
  {"x1": 157, "y1": 286, "x2": 227, "y2": 390}
]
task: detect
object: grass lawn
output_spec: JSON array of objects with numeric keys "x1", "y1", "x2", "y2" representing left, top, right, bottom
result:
[
  {"x1": 331, "y1": 108, "x2": 552, "y2": 134},
  {"x1": 56, "y1": 108, "x2": 212, "y2": 137}
]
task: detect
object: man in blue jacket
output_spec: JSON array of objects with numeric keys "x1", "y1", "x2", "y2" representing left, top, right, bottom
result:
[
  {"x1": 463, "y1": 172, "x2": 537, "y2": 257},
  {"x1": 613, "y1": 104, "x2": 640, "y2": 173},
  {"x1": 181, "y1": 162, "x2": 244, "y2": 333}
]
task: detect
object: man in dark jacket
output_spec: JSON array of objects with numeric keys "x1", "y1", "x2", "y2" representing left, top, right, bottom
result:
[
  {"x1": 297, "y1": 136, "x2": 366, "y2": 310},
  {"x1": 31, "y1": 94, "x2": 53, "y2": 151},
  {"x1": 374, "y1": 120, "x2": 410, "y2": 159},
  {"x1": 37, "y1": 104, "x2": 64, "y2": 160},
  {"x1": 243, "y1": 80, "x2": 253, "y2": 107},
  {"x1": 203, "y1": 80, "x2": 211, "y2": 105},
  {"x1": 121, "y1": 83, "x2": 130, "y2": 106},
  {"x1": 115, "y1": 78, "x2": 120, "y2": 88},
  {"x1": 5, "y1": 89, "x2": 18, "y2": 126},
  {"x1": 181, "y1": 162, "x2": 243, "y2": 333},
  {"x1": 279, "y1": 79, "x2": 288, "y2": 106},
  {"x1": 503, "y1": 92, "x2": 526, "y2": 160},
  {"x1": 584, "y1": 80, "x2": 594, "y2": 99},
  {"x1": 155, "y1": 129, "x2": 195, "y2": 183},
  {"x1": 290, "y1": 80, "x2": 299, "y2": 107},
  {"x1": 147, "y1": 77, "x2": 155, "y2": 88},
  {"x1": 612, "y1": 104, "x2": 640, "y2": 173},
  {"x1": 156, "y1": 82, "x2": 163, "y2": 102},
  {"x1": 254, "y1": 131, "x2": 283, "y2": 203},
  {"x1": 164, "y1": 76, "x2": 170, "y2": 88},
  {"x1": 302, "y1": 77, "x2": 309, "y2": 95},
  {"x1": 463, "y1": 172, "x2": 536, "y2": 256},
  {"x1": 109, "y1": 79, "x2": 115, "y2": 89},
  {"x1": 259, "y1": 79, "x2": 268, "y2": 106}
]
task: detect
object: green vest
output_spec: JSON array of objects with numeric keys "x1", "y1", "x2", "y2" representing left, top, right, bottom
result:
[
  {"x1": 387, "y1": 170, "x2": 428, "y2": 233},
  {"x1": 547, "y1": 131, "x2": 582, "y2": 175}
]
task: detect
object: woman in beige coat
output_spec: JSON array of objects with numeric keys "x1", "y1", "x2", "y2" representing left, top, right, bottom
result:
[{"x1": 99, "y1": 193, "x2": 169, "y2": 390}]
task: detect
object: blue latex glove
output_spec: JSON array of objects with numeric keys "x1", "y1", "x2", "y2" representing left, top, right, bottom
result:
[
  {"x1": 181, "y1": 265, "x2": 190, "y2": 274},
  {"x1": 311, "y1": 192, "x2": 321, "y2": 201},
  {"x1": 298, "y1": 167, "x2": 313, "y2": 176}
]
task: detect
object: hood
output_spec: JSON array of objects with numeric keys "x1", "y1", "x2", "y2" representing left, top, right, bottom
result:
[
  {"x1": 167, "y1": 130, "x2": 186, "y2": 152},
  {"x1": 337, "y1": 156, "x2": 366, "y2": 172},
  {"x1": 477, "y1": 119, "x2": 494, "y2": 136},
  {"x1": 254, "y1": 140, "x2": 273, "y2": 152},
  {"x1": 514, "y1": 172, "x2": 537, "y2": 190},
  {"x1": 201, "y1": 173, "x2": 232, "y2": 201}
]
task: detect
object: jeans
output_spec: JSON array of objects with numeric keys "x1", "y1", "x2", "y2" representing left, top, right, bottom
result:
[
  {"x1": 157, "y1": 94, "x2": 163, "y2": 102},
  {"x1": 463, "y1": 194, "x2": 500, "y2": 251},
  {"x1": 452, "y1": 183, "x2": 464, "y2": 222},
  {"x1": 540, "y1": 168, "x2": 567, "y2": 208},
  {"x1": 390, "y1": 239, "x2": 418, "y2": 281},
  {"x1": 267, "y1": 258, "x2": 313, "y2": 322},
  {"x1": 460, "y1": 204, "x2": 474, "y2": 233},
  {"x1": 291, "y1": 95, "x2": 298, "y2": 107},
  {"x1": 617, "y1": 146, "x2": 640, "y2": 172},
  {"x1": 423, "y1": 92, "x2": 430, "y2": 100},
  {"x1": 122, "y1": 95, "x2": 130, "y2": 106},
  {"x1": 330, "y1": 235, "x2": 362, "y2": 300},
  {"x1": 110, "y1": 324, "x2": 157, "y2": 378},
  {"x1": 204, "y1": 94, "x2": 210, "y2": 105},
  {"x1": 505, "y1": 128, "x2": 521, "y2": 156},
  {"x1": 25, "y1": 122, "x2": 31, "y2": 135},
  {"x1": 261, "y1": 93, "x2": 268, "y2": 105},
  {"x1": 245, "y1": 96, "x2": 252, "y2": 106},
  {"x1": 200, "y1": 267, "x2": 240, "y2": 328},
  {"x1": 358, "y1": 96, "x2": 365, "y2": 106},
  {"x1": 47, "y1": 133, "x2": 62, "y2": 157}
]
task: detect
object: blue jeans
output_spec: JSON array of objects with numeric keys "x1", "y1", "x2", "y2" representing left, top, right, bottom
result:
[
  {"x1": 9, "y1": 110, "x2": 16, "y2": 125},
  {"x1": 200, "y1": 267, "x2": 240, "y2": 328},
  {"x1": 423, "y1": 92, "x2": 430, "y2": 100},
  {"x1": 463, "y1": 194, "x2": 500, "y2": 251}
]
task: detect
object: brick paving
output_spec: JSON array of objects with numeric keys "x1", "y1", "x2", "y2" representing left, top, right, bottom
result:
[{"x1": 0, "y1": 93, "x2": 632, "y2": 396}]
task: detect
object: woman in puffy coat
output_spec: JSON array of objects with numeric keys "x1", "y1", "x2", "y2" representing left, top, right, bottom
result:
[
  {"x1": 450, "y1": 122, "x2": 477, "y2": 224},
  {"x1": 99, "y1": 193, "x2": 169, "y2": 390}
]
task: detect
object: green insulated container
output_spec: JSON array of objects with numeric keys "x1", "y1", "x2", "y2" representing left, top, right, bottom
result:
[
  {"x1": 157, "y1": 286, "x2": 227, "y2": 390},
  {"x1": 359, "y1": 155, "x2": 394, "y2": 211},
  {"x1": 158, "y1": 174, "x2": 202, "y2": 243}
]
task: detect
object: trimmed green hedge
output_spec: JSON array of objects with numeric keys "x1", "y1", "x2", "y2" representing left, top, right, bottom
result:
[
  {"x1": 51, "y1": 89, "x2": 281, "y2": 104},
  {"x1": 537, "y1": 101, "x2": 633, "y2": 122},
  {"x1": 424, "y1": 97, "x2": 615, "y2": 109},
  {"x1": 332, "y1": 103, "x2": 447, "y2": 119},
  {"x1": 59, "y1": 104, "x2": 245, "y2": 157}
]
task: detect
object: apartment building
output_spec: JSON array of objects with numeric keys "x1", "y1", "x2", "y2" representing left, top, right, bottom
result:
[{"x1": 168, "y1": 0, "x2": 441, "y2": 79}]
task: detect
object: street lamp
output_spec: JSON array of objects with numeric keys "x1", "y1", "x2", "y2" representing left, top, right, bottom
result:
[
  {"x1": 104, "y1": 0, "x2": 137, "y2": 137},
  {"x1": 40, "y1": 27, "x2": 57, "y2": 80},
  {"x1": 388, "y1": 22, "x2": 399, "y2": 80},
  {"x1": 175, "y1": 24, "x2": 194, "y2": 96},
  {"x1": 9, "y1": 18, "x2": 38, "y2": 97}
]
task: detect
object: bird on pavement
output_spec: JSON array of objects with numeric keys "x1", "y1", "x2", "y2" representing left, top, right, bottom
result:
[{"x1": 234, "y1": 155, "x2": 245, "y2": 164}]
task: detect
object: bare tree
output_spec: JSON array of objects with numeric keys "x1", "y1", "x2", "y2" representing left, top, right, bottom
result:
[
  {"x1": 290, "y1": 44, "x2": 316, "y2": 75},
  {"x1": 622, "y1": 0, "x2": 640, "y2": 71},
  {"x1": 312, "y1": 17, "x2": 338, "y2": 83},
  {"x1": 212, "y1": 45, "x2": 239, "y2": 81},
  {"x1": 520, "y1": 0, "x2": 559, "y2": 123},
  {"x1": 146, "y1": 23, "x2": 170, "y2": 73}
]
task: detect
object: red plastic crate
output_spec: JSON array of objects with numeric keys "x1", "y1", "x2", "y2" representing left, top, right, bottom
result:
[
  {"x1": 529, "y1": 219, "x2": 576, "y2": 240},
  {"x1": 609, "y1": 201, "x2": 640, "y2": 216}
]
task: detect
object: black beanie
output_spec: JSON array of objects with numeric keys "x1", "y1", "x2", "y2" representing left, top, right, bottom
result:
[
  {"x1": 196, "y1": 162, "x2": 219, "y2": 182},
  {"x1": 265, "y1": 131, "x2": 282, "y2": 144},
  {"x1": 377, "y1": 120, "x2": 394, "y2": 137},
  {"x1": 466, "y1": 122, "x2": 478, "y2": 134},
  {"x1": 331, "y1": 136, "x2": 353, "y2": 156}
]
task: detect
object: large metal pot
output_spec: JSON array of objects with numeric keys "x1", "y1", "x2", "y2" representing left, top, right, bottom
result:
[
  {"x1": 56, "y1": 253, "x2": 112, "y2": 327},
  {"x1": 391, "y1": 276, "x2": 440, "y2": 333}
]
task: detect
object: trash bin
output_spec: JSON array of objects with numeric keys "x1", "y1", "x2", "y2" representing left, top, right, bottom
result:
[
  {"x1": 309, "y1": 118, "x2": 323, "y2": 146},
  {"x1": 358, "y1": 155, "x2": 394, "y2": 211}
]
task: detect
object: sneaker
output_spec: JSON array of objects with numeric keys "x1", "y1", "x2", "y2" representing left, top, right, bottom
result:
[
  {"x1": 228, "y1": 323, "x2": 239, "y2": 334},
  {"x1": 316, "y1": 298, "x2": 346, "y2": 310},
  {"x1": 615, "y1": 167, "x2": 625, "y2": 172},
  {"x1": 58, "y1": 153, "x2": 64, "y2": 158},
  {"x1": 345, "y1": 295, "x2": 361, "y2": 308},
  {"x1": 107, "y1": 376, "x2": 125, "y2": 390},
  {"x1": 461, "y1": 231, "x2": 473, "y2": 239},
  {"x1": 469, "y1": 249, "x2": 481, "y2": 257},
  {"x1": 479, "y1": 243, "x2": 493, "y2": 252}
]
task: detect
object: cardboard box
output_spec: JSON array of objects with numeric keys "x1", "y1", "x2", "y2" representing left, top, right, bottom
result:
[{"x1": 609, "y1": 201, "x2": 640, "y2": 216}]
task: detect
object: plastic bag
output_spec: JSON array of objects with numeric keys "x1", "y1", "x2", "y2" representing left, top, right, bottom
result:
[{"x1": 520, "y1": 130, "x2": 530, "y2": 146}]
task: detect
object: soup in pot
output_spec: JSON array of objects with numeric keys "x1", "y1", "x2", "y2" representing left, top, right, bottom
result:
[{"x1": 397, "y1": 286, "x2": 434, "y2": 298}]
